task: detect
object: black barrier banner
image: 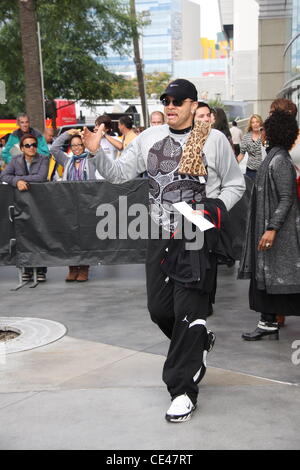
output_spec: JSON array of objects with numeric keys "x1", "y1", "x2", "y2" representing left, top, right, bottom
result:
[
  {"x1": 11, "y1": 179, "x2": 149, "y2": 267},
  {"x1": 0, "y1": 184, "x2": 16, "y2": 265},
  {"x1": 0, "y1": 177, "x2": 249, "y2": 267}
]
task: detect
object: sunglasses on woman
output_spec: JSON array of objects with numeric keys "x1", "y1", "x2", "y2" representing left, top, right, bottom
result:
[
  {"x1": 23, "y1": 143, "x2": 37, "y2": 148},
  {"x1": 161, "y1": 98, "x2": 193, "y2": 107}
]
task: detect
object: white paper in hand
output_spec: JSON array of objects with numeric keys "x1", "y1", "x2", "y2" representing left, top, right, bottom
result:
[{"x1": 173, "y1": 201, "x2": 215, "y2": 232}]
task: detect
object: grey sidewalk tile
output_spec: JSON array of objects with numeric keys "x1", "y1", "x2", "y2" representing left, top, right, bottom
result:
[
  {"x1": 1, "y1": 264, "x2": 300, "y2": 450},
  {"x1": 0, "y1": 385, "x2": 299, "y2": 450}
]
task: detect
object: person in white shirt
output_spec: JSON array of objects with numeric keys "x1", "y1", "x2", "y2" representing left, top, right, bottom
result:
[
  {"x1": 230, "y1": 121, "x2": 243, "y2": 158},
  {"x1": 93, "y1": 115, "x2": 122, "y2": 160}
]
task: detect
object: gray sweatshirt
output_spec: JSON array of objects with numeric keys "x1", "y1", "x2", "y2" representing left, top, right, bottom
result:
[{"x1": 94, "y1": 125, "x2": 245, "y2": 228}]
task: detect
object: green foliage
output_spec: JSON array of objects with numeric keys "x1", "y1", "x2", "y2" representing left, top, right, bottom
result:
[
  {"x1": 111, "y1": 77, "x2": 139, "y2": 99},
  {"x1": 208, "y1": 98, "x2": 225, "y2": 110},
  {"x1": 111, "y1": 72, "x2": 171, "y2": 100},
  {"x1": 0, "y1": 0, "x2": 136, "y2": 116},
  {"x1": 145, "y1": 72, "x2": 171, "y2": 98}
]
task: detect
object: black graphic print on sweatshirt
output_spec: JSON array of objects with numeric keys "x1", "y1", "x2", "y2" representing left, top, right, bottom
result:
[{"x1": 147, "y1": 134, "x2": 207, "y2": 232}]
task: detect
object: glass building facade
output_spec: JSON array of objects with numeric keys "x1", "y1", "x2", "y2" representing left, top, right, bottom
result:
[
  {"x1": 138, "y1": 0, "x2": 173, "y2": 73},
  {"x1": 281, "y1": 0, "x2": 300, "y2": 112},
  {"x1": 100, "y1": 0, "x2": 183, "y2": 76}
]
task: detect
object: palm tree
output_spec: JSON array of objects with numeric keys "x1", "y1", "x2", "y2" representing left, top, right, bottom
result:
[
  {"x1": 129, "y1": 0, "x2": 149, "y2": 128},
  {"x1": 19, "y1": 0, "x2": 44, "y2": 131}
]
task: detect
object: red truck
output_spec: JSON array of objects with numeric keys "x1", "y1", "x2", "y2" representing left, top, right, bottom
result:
[{"x1": 0, "y1": 99, "x2": 77, "y2": 138}]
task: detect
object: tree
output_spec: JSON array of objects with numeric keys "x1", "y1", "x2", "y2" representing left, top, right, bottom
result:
[
  {"x1": 145, "y1": 72, "x2": 171, "y2": 98},
  {"x1": 208, "y1": 98, "x2": 225, "y2": 109},
  {"x1": 129, "y1": 0, "x2": 148, "y2": 127},
  {"x1": 111, "y1": 72, "x2": 171, "y2": 100},
  {"x1": 19, "y1": 0, "x2": 44, "y2": 131},
  {"x1": 0, "y1": 0, "x2": 136, "y2": 126},
  {"x1": 111, "y1": 77, "x2": 139, "y2": 99}
]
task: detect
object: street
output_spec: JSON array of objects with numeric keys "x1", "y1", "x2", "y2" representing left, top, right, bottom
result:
[{"x1": 0, "y1": 263, "x2": 299, "y2": 450}]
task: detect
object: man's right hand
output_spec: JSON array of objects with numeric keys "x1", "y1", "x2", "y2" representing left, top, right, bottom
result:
[
  {"x1": 83, "y1": 126, "x2": 102, "y2": 153},
  {"x1": 16, "y1": 180, "x2": 29, "y2": 191}
]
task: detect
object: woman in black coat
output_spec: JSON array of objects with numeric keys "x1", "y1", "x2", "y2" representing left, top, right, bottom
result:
[{"x1": 239, "y1": 110, "x2": 300, "y2": 340}]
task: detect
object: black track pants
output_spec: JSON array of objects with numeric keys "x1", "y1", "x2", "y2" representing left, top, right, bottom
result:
[{"x1": 146, "y1": 238, "x2": 210, "y2": 404}]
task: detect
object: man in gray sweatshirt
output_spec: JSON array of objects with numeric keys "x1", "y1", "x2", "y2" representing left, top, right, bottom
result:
[{"x1": 83, "y1": 79, "x2": 245, "y2": 423}]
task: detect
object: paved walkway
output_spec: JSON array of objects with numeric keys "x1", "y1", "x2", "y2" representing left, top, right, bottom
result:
[{"x1": 0, "y1": 264, "x2": 299, "y2": 450}]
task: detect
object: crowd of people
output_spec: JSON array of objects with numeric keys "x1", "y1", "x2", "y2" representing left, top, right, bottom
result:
[{"x1": 0, "y1": 80, "x2": 299, "y2": 423}]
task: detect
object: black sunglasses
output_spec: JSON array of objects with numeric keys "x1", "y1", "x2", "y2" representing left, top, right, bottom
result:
[
  {"x1": 23, "y1": 142, "x2": 37, "y2": 148},
  {"x1": 161, "y1": 97, "x2": 192, "y2": 107}
]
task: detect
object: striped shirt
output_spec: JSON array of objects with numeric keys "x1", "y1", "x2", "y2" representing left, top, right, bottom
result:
[
  {"x1": 290, "y1": 142, "x2": 300, "y2": 169},
  {"x1": 240, "y1": 132, "x2": 263, "y2": 171}
]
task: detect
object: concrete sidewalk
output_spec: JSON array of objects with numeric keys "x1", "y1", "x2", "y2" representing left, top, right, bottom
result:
[{"x1": 0, "y1": 264, "x2": 299, "y2": 450}]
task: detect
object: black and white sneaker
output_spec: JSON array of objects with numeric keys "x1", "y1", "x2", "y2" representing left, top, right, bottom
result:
[
  {"x1": 206, "y1": 330, "x2": 216, "y2": 352},
  {"x1": 165, "y1": 394, "x2": 196, "y2": 423}
]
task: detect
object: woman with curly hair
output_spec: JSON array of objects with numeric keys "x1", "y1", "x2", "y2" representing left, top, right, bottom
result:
[
  {"x1": 237, "y1": 114, "x2": 264, "y2": 180},
  {"x1": 239, "y1": 110, "x2": 300, "y2": 340},
  {"x1": 270, "y1": 98, "x2": 300, "y2": 198}
]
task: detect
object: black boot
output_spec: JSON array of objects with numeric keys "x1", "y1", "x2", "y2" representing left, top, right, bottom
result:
[{"x1": 242, "y1": 320, "x2": 279, "y2": 341}]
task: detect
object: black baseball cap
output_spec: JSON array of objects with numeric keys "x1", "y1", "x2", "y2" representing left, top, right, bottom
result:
[{"x1": 160, "y1": 79, "x2": 198, "y2": 102}]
